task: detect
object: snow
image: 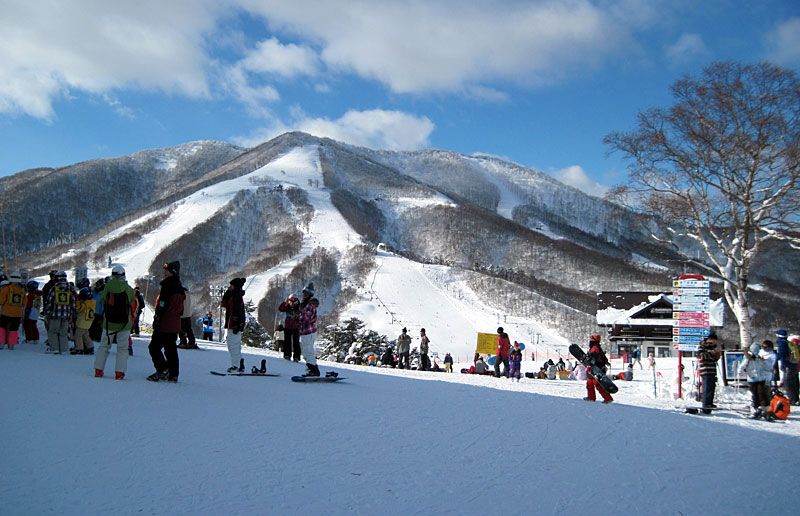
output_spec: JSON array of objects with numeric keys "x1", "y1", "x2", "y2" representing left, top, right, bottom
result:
[{"x1": 2, "y1": 340, "x2": 799, "y2": 515}]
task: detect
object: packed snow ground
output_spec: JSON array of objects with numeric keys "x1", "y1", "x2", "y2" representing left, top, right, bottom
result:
[{"x1": 2, "y1": 339, "x2": 799, "y2": 516}]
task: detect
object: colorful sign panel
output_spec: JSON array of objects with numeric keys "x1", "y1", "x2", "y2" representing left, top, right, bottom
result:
[{"x1": 672, "y1": 277, "x2": 711, "y2": 352}]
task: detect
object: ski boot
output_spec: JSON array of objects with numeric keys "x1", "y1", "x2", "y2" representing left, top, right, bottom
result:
[
  {"x1": 146, "y1": 371, "x2": 168, "y2": 382},
  {"x1": 325, "y1": 371, "x2": 339, "y2": 378}
]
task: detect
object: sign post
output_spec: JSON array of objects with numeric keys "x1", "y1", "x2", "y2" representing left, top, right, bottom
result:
[{"x1": 672, "y1": 275, "x2": 710, "y2": 399}]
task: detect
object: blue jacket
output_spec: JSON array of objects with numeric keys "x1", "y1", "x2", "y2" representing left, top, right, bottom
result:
[
  {"x1": 198, "y1": 315, "x2": 214, "y2": 334},
  {"x1": 777, "y1": 337, "x2": 796, "y2": 367}
]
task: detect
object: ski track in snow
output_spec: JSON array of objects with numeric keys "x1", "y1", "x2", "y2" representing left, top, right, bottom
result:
[{"x1": 1, "y1": 341, "x2": 799, "y2": 516}]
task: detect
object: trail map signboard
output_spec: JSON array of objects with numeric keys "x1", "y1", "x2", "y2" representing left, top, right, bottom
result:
[{"x1": 672, "y1": 277, "x2": 710, "y2": 352}]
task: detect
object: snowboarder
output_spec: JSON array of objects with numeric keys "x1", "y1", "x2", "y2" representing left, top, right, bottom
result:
[
  {"x1": 397, "y1": 327, "x2": 411, "y2": 369},
  {"x1": 94, "y1": 264, "x2": 135, "y2": 379},
  {"x1": 278, "y1": 294, "x2": 301, "y2": 361},
  {"x1": 583, "y1": 334, "x2": 613, "y2": 403},
  {"x1": 298, "y1": 282, "x2": 320, "y2": 377},
  {"x1": 221, "y1": 277, "x2": 246, "y2": 372},
  {"x1": 147, "y1": 261, "x2": 185, "y2": 382},
  {"x1": 494, "y1": 327, "x2": 510, "y2": 378}
]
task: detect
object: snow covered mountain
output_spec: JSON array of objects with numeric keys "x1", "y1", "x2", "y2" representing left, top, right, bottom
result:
[{"x1": 1, "y1": 132, "x2": 796, "y2": 357}]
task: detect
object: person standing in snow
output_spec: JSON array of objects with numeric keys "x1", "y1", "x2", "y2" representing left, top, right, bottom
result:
[
  {"x1": 0, "y1": 271, "x2": 26, "y2": 350},
  {"x1": 631, "y1": 347, "x2": 643, "y2": 369},
  {"x1": 72, "y1": 287, "x2": 95, "y2": 355},
  {"x1": 22, "y1": 280, "x2": 42, "y2": 344},
  {"x1": 178, "y1": 287, "x2": 197, "y2": 349},
  {"x1": 147, "y1": 261, "x2": 185, "y2": 382},
  {"x1": 509, "y1": 341, "x2": 523, "y2": 381},
  {"x1": 131, "y1": 286, "x2": 145, "y2": 336},
  {"x1": 494, "y1": 327, "x2": 511, "y2": 378},
  {"x1": 775, "y1": 329, "x2": 799, "y2": 405},
  {"x1": 298, "y1": 283, "x2": 320, "y2": 377},
  {"x1": 221, "y1": 277, "x2": 247, "y2": 372},
  {"x1": 419, "y1": 328, "x2": 431, "y2": 371},
  {"x1": 278, "y1": 294, "x2": 301, "y2": 361},
  {"x1": 198, "y1": 311, "x2": 214, "y2": 341},
  {"x1": 759, "y1": 340, "x2": 778, "y2": 387},
  {"x1": 583, "y1": 334, "x2": 613, "y2": 403},
  {"x1": 738, "y1": 343, "x2": 770, "y2": 416},
  {"x1": 94, "y1": 265, "x2": 135, "y2": 379},
  {"x1": 397, "y1": 327, "x2": 411, "y2": 369},
  {"x1": 697, "y1": 332, "x2": 721, "y2": 413},
  {"x1": 444, "y1": 352, "x2": 453, "y2": 373},
  {"x1": 43, "y1": 271, "x2": 76, "y2": 355}
]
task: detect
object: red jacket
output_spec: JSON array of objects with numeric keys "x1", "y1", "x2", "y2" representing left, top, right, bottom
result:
[
  {"x1": 153, "y1": 276, "x2": 185, "y2": 333},
  {"x1": 278, "y1": 299, "x2": 301, "y2": 329},
  {"x1": 497, "y1": 333, "x2": 511, "y2": 358}
]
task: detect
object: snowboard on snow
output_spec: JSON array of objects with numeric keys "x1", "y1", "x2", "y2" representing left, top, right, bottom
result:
[
  {"x1": 291, "y1": 373, "x2": 345, "y2": 383},
  {"x1": 210, "y1": 359, "x2": 279, "y2": 377},
  {"x1": 569, "y1": 343, "x2": 619, "y2": 394}
]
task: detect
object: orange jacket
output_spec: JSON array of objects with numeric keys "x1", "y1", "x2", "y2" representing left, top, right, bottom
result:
[
  {"x1": 0, "y1": 283, "x2": 27, "y2": 318},
  {"x1": 769, "y1": 394, "x2": 790, "y2": 420}
]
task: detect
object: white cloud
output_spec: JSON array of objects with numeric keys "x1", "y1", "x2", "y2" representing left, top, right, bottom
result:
[
  {"x1": 664, "y1": 33, "x2": 710, "y2": 68},
  {"x1": 0, "y1": 0, "x2": 220, "y2": 119},
  {"x1": 232, "y1": 108, "x2": 434, "y2": 150},
  {"x1": 549, "y1": 165, "x2": 609, "y2": 197},
  {"x1": 764, "y1": 17, "x2": 800, "y2": 67},
  {"x1": 239, "y1": 38, "x2": 319, "y2": 78}
]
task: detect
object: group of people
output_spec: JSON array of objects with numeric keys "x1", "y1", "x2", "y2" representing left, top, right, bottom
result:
[
  {"x1": 736, "y1": 329, "x2": 797, "y2": 420},
  {"x1": 1, "y1": 263, "x2": 323, "y2": 380},
  {"x1": 274, "y1": 283, "x2": 321, "y2": 376}
]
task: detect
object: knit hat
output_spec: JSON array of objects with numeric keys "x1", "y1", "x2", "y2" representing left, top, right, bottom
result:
[
  {"x1": 590, "y1": 334, "x2": 602, "y2": 342},
  {"x1": 497, "y1": 327, "x2": 504, "y2": 334},
  {"x1": 777, "y1": 329, "x2": 788, "y2": 338},
  {"x1": 230, "y1": 277, "x2": 246, "y2": 288},
  {"x1": 302, "y1": 282, "x2": 315, "y2": 296},
  {"x1": 164, "y1": 261, "x2": 181, "y2": 275}
]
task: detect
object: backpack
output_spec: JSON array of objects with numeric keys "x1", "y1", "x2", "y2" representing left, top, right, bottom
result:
[
  {"x1": 788, "y1": 341, "x2": 800, "y2": 363},
  {"x1": 104, "y1": 291, "x2": 130, "y2": 325}
]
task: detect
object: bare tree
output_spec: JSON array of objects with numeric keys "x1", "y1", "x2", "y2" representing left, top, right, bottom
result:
[{"x1": 604, "y1": 62, "x2": 800, "y2": 348}]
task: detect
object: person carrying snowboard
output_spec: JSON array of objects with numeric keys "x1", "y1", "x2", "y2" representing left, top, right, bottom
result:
[{"x1": 583, "y1": 334, "x2": 613, "y2": 403}]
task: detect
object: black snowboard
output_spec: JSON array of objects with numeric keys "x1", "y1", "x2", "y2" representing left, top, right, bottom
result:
[
  {"x1": 569, "y1": 343, "x2": 619, "y2": 394},
  {"x1": 211, "y1": 359, "x2": 278, "y2": 377},
  {"x1": 291, "y1": 375, "x2": 345, "y2": 383}
]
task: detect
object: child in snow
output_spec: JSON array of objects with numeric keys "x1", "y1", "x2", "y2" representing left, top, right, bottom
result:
[
  {"x1": 0, "y1": 272, "x2": 27, "y2": 350},
  {"x1": 509, "y1": 341, "x2": 523, "y2": 381},
  {"x1": 738, "y1": 343, "x2": 769, "y2": 415},
  {"x1": 273, "y1": 323, "x2": 284, "y2": 352},
  {"x1": 23, "y1": 280, "x2": 42, "y2": 344},
  {"x1": 72, "y1": 287, "x2": 95, "y2": 354}
]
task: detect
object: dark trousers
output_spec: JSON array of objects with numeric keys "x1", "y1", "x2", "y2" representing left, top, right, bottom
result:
[
  {"x1": 284, "y1": 328, "x2": 301, "y2": 360},
  {"x1": 784, "y1": 363, "x2": 799, "y2": 403},
  {"x1": 420, "y1": 353, "x2": 430, "y2": 371},
  {"x1": 178, "y1": 318, "x2": 196, "y2": 348},
  {"x1": 149, "y1": 331, "x2": 179, "y2": 379},
  {"x1": 701, "y1": 375, "x2": 716, "y2": 411},
  {"x1": 398, "y1": 352, "x2": 410, "y2": 369},
  {"x1": 494, "y1": 356, "x2": 510, "y2": 377},
  {"x1": 748, "y1": 381, "x2": 769, "y2": 409},
  {"x1": 132, "y1": 315, "x2": 141, "y2": 335},
  {"x1": 202, "y1": 331, "x2": 213, "y2": 340}
]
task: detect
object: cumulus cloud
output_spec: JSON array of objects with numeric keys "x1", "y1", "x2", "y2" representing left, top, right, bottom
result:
[
  {"x1": 232, "y1": 108, "x2": 435, "y2": 150},
  {"x1": 764, "y1": 17, "x2": 800, "y2": 67},
  {"x1": 664, "y1": 33, "x2": 710, "y2": 68},
  {"x1": 549, "y1": 165, "x2": 609, "y2": 197},
  {"x1": 239, "y1": 38, "x2": 319, "y2": 78},
  {"x1": 0, "y1": 0, "x2": 219, "y2": 119}
]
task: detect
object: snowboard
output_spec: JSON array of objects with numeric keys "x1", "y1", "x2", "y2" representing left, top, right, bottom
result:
[
  {"x1": 569, "y1": 343, "x2": 619, "y2": 394},
  {"x1": 291, "y1": 375, "x2": 346, "y2": 383}
]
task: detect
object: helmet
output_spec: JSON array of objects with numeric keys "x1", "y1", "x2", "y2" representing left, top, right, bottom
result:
[
  {"x1": 94, "y1": 278, "x2": 105, "y2": 291},
  {"x1": 26, "y1": 280, "x2": 39, "y2": 289},
  {"x1": 111, "y1": 265, "x2": 125, "y2": 277},
  {"x1": 77, "y1": 277, "x2": 90, "y2": 289},
  {"x1": 79, "y1": 287, "x2": 92, "y2": 300},
  {"x1": 55, "y1": 271, "x2": 67, "y2": 280}
]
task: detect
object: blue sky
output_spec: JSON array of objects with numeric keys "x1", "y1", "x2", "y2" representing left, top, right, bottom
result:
[{"x1": 1, "y1": 1, "x2": 799, "y2": 194}]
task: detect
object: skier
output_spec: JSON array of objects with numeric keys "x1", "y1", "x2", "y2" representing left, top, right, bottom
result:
[
  {"x1": 397, "y1": 328, "x2": 411, "y2": 369},
  {"x1": 43, "y1": 271, "x2": 75, "y2": 355},
  {"x1": 221, "y1": 277, "x2": 246, "y2": 372},
  {"x1": 0, "y1": 272, "x2": 26, "y2": 350},
  {"x1": 147, "y1": 261, "x2": 185, "y2": 382},
  {"x1": 509, "y1": 341, "x2": 523, "y2": 381},
  {"x1": 94, "y1": 265, "x2": 135, "y2": 379},
  {"x1": 298, "y1": 283, "x2": 320, "y2": 376},
  {"x1": 583, "y1": 334, "x2": 613, "y2": 403},
  {"x1": 697, "y1": 332, "x2": 721, "y2": 413},
  {"x1": 494, "y1": 327, "x2": 511, "y2": 378}
]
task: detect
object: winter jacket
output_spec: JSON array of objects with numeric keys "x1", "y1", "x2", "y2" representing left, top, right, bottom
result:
[
  {"x1": 570, "y1": 365, "x2": 588, "y2": 380},
  {"x1": 697, "y1": 346, "x2": 721, "y2": 377},
  {"x1": 24, "y1": 289, "x2": 42, "y2": 320},
  {"x1": 420, "y1": 335, "x2": 430, "y2": 354},
  {"x1": 474, "y1": 360, "x2": 488, "y2": 374},
  {"x1": 777, "y1": 337, "x2": 797, "y2": 368},
  {"x1": 221, "y1": 287, "x2": 246, "y2": 332},
  {"x1": 298, "y1": 299, "x2": 317, "y2": 336},
  {"x1": 0, "y1": 283, "x2": 27, "y2": 318},
  {"x1": 496, "y1": 333, "x2": 511, "y2": 358},
  {"x1": 444, "y1": 354, "x2": 453, "y2": 365},
  {"x1": 759, "y1": 349, "x2": 778, "y2": 383},
  {"x1": 181, "y1": 289, "x2": 191, "y2": 319},
  {"x1": 101, "y1": 277, "x2": 135, "y2": 332},
  {"x1": 278, "y1": 299, "x2": 301, "y2": 329},
  {"x1": 44, "y1": 280, "x2": 75, "y2": 321},
  {"x1": 75, "y1": 298, "x2": 96, "y2": 330},
  {"x1": 198, "y1": 315, "x2": 214, "y2": 334},
  {"x1": 738, "y1": 355, "x2": 768, "y2": 383},
  {"x1": 509, "y1": 349, "x2": 523, "y2": 369},
  {"x1": 588, "y1": 343, "x2": 608, "y2": 368},
  {"x1": 153, "y1": 275, "x2": 185, "y2": 333},
  {"x1": 397, "y1": 332, "x2": 411, "y2": 353}
]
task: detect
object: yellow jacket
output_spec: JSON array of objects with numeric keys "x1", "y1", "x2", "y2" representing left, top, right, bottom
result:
[
  {"x1": 75, "y1": 298, "x2": 96, "y2": 329},
  {"x1": 0, "y1": 283, "x2": 27, "y2": 318}
]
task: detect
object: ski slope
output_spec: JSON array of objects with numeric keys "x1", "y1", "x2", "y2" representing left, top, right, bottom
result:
[{"x1": 1, "y1": 341, "x2": 798, "y2": 516}]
